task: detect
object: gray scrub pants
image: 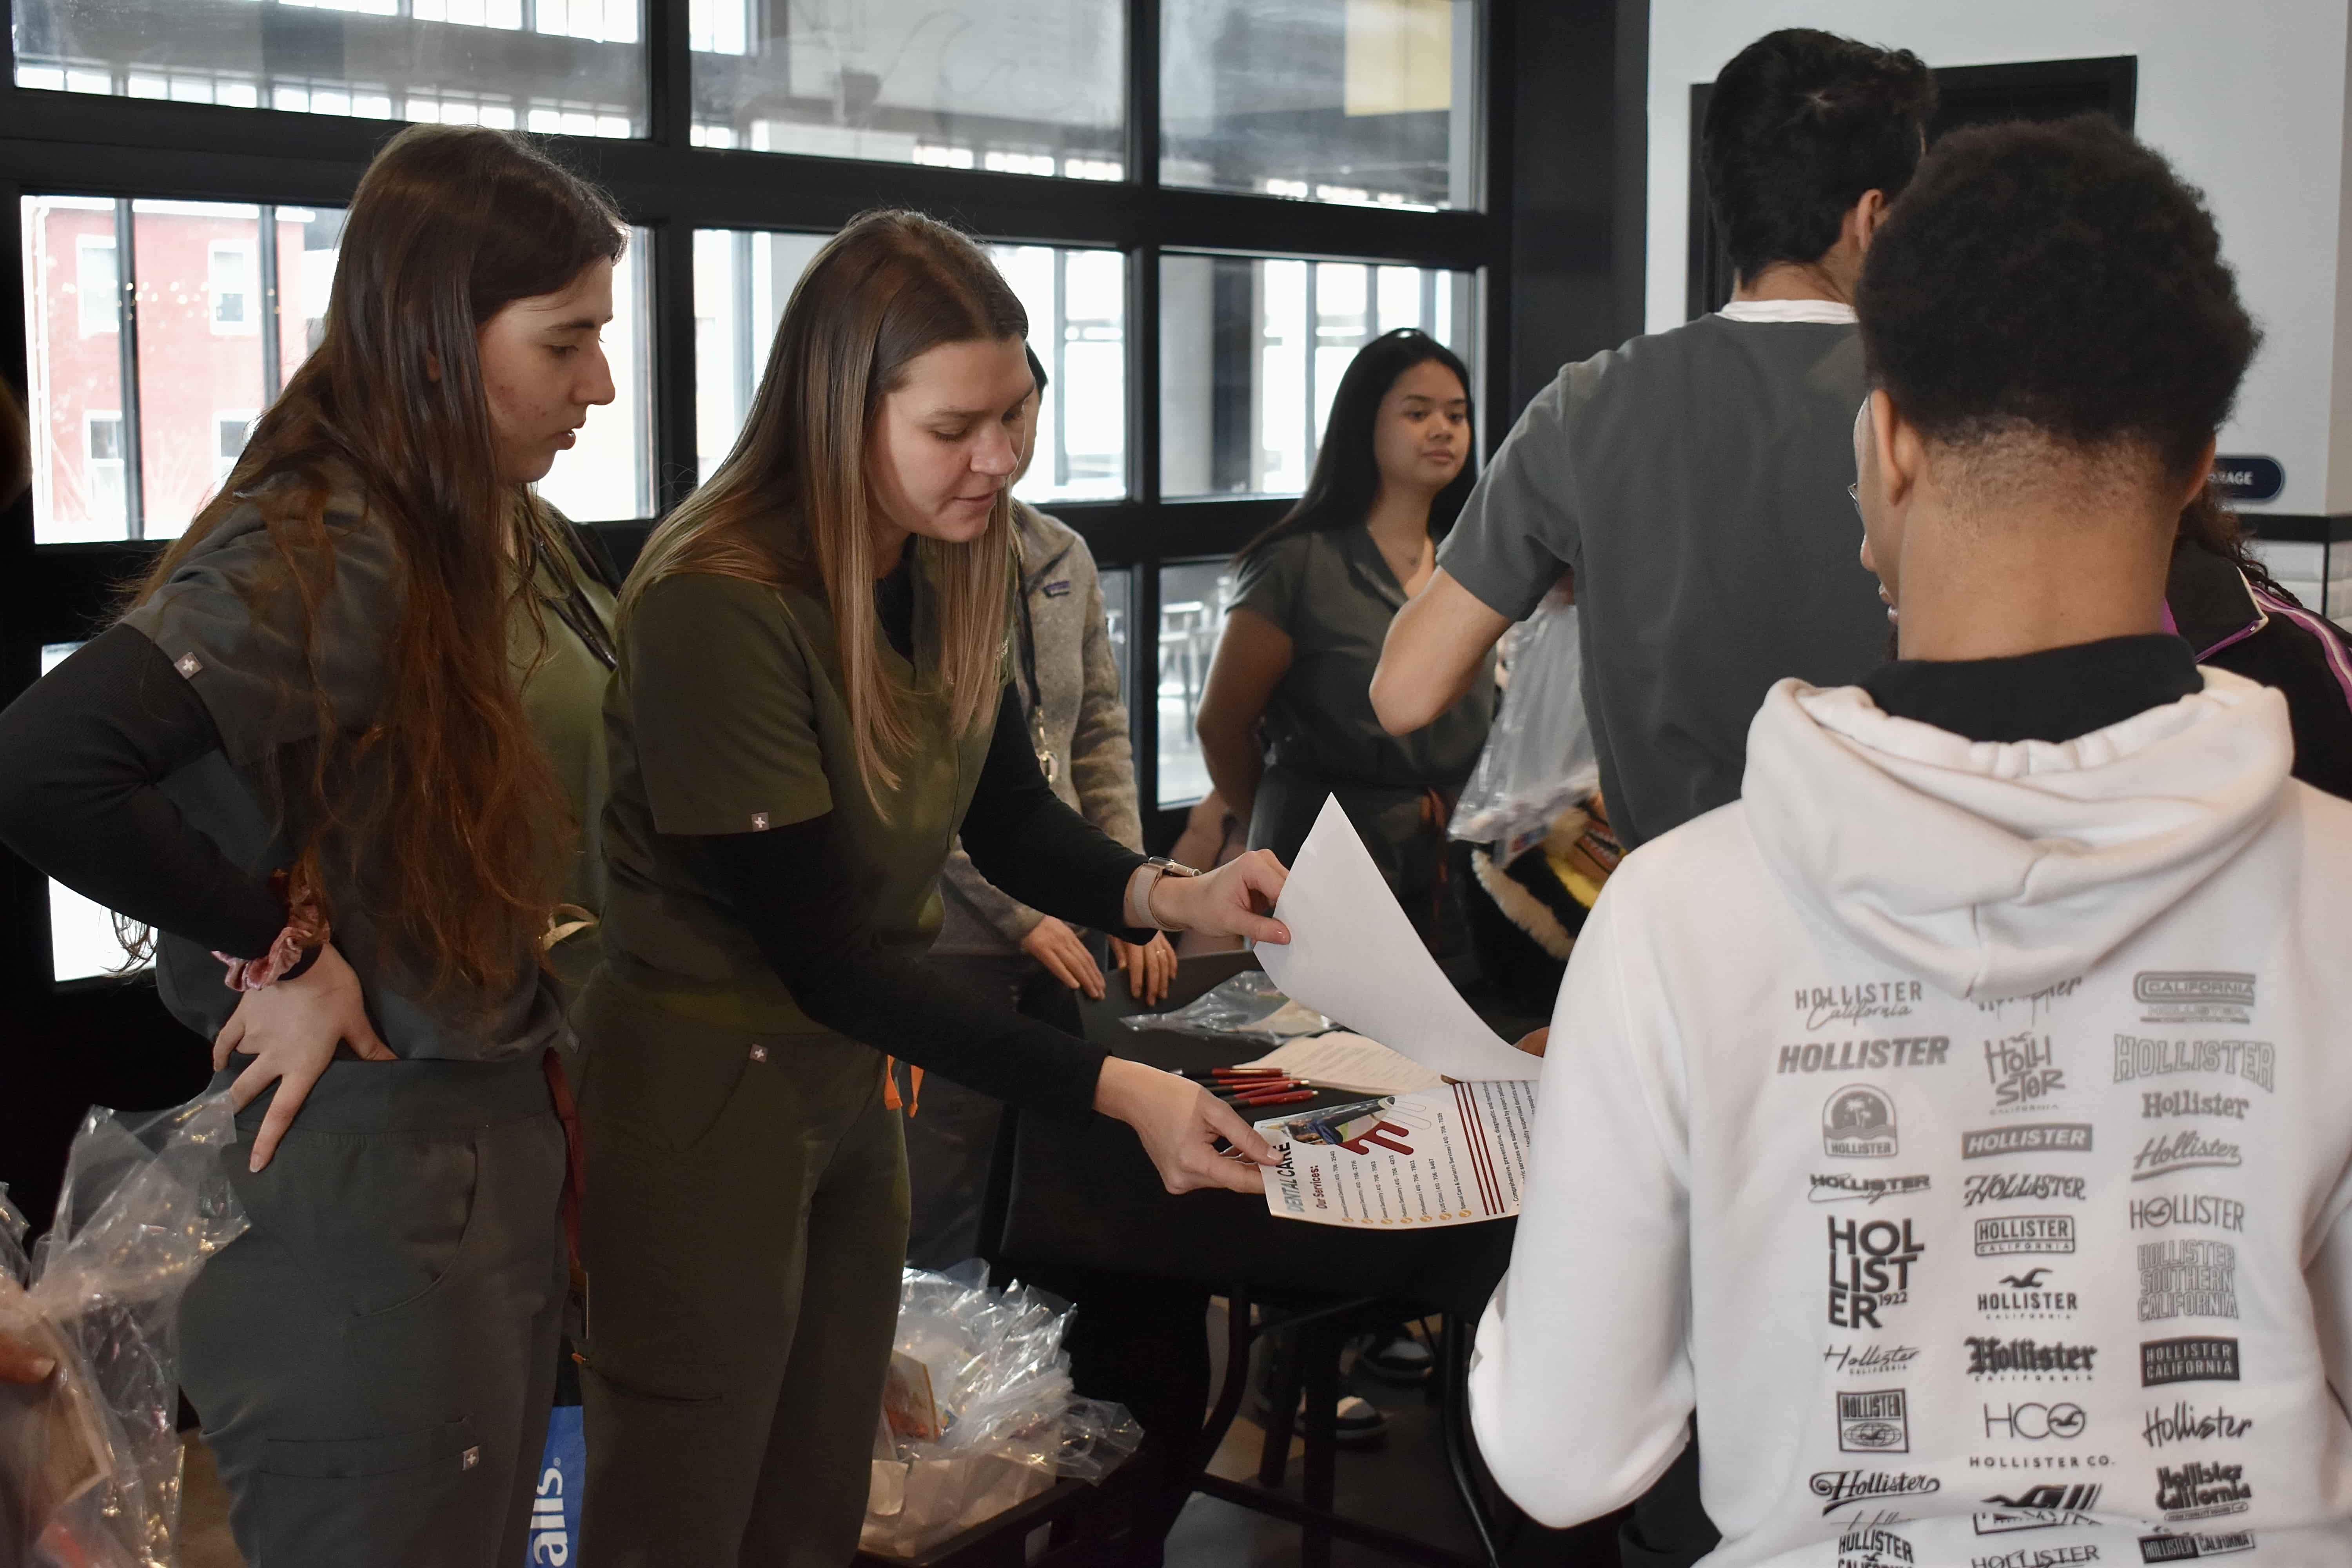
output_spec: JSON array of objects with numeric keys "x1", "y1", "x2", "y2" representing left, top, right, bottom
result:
[{"x1": 179, "y1": 1053, "x2": 568, "y2": 1568}]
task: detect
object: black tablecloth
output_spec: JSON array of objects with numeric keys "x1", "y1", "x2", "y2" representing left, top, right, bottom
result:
[{"x1": 992, "y1": 952, "x2": 1535, "y2": 1318}]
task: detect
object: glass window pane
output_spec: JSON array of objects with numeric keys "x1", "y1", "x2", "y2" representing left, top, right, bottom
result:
[
  {"x1": 1159, "y1": 253, "x2": 1476, "y2": 499},
  {"x1": 993, "y1": 245, "x2": 1126, "y2": 505},
  {"x1": 691, "y1": 229, "x2": 828, "y2": 472},
  {"x1": 132, "y1": 200, "x2": 269, "y2": 540},
  {"x1": 25, "y1": 197, "x2": 130, "y2": 542},
  {"x1": 15, "y1": 0, "x2": 647, "y2": 134},
  {"x1": 694, "y1": 0, "x2": 1123, "y2": 180},
  {"x1": 1155, "y1": 560, "x2": 1232, "y2": 808},
  {"x1": 38, "y1": 643, "x2": 149, "y2": 983},
  {"x1": 535, "y1": 227, "x2": 657, "y2": 521},
  {"x1": 1161, "y1": 0, "x2": 1479, "y2": 209},
  {"x1": 693, "y1": 232, "x2": 1128, "y2": 504},
  {"x1": 1098, "y1": 565, "x2": 1132, "y2": 698}
]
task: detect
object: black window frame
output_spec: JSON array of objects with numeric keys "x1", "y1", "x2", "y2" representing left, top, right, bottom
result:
[{"x1": 0, "y1": 0, "x2": 1516, "y2": 996}]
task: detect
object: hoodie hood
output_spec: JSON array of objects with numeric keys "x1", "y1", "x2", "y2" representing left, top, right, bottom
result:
[{"x1": 1740, "y1": 666, "x2": 2292, "y2": 1002}]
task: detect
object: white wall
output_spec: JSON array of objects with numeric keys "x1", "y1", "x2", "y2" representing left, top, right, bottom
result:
[{"x1": 1646, "y1": 2, "x2": 2352, "y2": 514}]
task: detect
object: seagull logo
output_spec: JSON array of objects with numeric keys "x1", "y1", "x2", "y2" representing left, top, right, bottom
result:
[{"x1": 1999, "y1": 1269, "x2": 2052, "y2": 1289}]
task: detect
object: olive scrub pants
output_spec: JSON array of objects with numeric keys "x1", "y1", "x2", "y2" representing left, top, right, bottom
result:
[
  {"x1": 179, "y1": 1052, "x2": 569, "y2": 1568},
  {"x1": 573, "y1": 981, "x2": 910, "y2": 1568}
]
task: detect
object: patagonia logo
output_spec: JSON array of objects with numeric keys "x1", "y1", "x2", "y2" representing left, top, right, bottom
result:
[{"x1": 1042, "y1": 579, "x2": 1073, "y2": 597}]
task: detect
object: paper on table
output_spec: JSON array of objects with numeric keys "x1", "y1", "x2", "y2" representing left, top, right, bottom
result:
[
  {"x1": 1256, "y1": 795, "x2": 1539, "y2": 1081},
  {"x1": 1234, "y1": 1032, "x2": 1443, "y2": 1098},
  {"x1": 1257, "y1": 1081, "x2": 1536, "y2": 1228}
]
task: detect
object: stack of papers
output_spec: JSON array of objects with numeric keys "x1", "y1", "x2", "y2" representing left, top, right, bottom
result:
[
  {"x1": 1234, "y1": 1032, "x2": 1442, "y2": 1098},
  {"x1": 1246, "y1": 797, "x2": 1542, "y2": 1228}
]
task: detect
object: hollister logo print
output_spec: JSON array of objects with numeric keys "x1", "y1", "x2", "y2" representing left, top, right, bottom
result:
[
  {"x1": 1828, "y1": 1218, "x2": 1922, "y2": 1327},
  {"x1": 1965, "y1": 1173, "x2": 2086, "y2": 1208},
  {"x1": 1983, "y1": 1401, "x2": 2087, "y2": 1440},
  {"x1": 1781, "y1": 1037, "x2": 1952, "y2": 1074},
  {"x1": 1975, "y1": 1484, "x2": 2104, "y2": 1534},
  {"x1": 2135, "y1": 972, "x2": 2255, "y2": 1025},
  {"x1": 1975, "y1": 1216, "x2": 2076, "y2": 1257},
  {"x1": 1964, "y1": 1125, "x2": 2094, "y2": 1159},
  {"x1": 2138, "y1": 1241, "x2": 2238, "y2": 1321},
  {"x1": 1812, "y1": 1470, "x2": 1940, "y2": 1515},
  {"x1": 1971, "y1": 1549, "x2": 2102, "y2": 1568},
  {"x1": 2154, "y1": 1461, "x2": 2252, "y2": 1521},
  {"x1": 2143, "y1": 1404, "x2": 2252, "y2": 1448},
  {"x1": 1824, "y1": 1086, "x2": 1900, "y2": 1158},
  {"x1": 2140, "y1": 1338, "x2": 2240, "y2": 1387},
  {"x1": 2141, "y1": 1091, "x2": 2249, "y2": 1120},
  {"x1": 1823, "y1": 1344, "x2": 1920, "y2": 1377},
  {"x1": 1967, "y1": 1336, "x2": 2096, "y2": 1380},
  {"x1": 1985, "y1": 1033, "x2": 2065, "y2": 1111},
  {"x1": 2131, "y1": 1195, "x2": 2245, "y2": 1233},
  {"x1": 2138, "y1": 1531, "x2": 2255, "y2": 1561},
  {"x1": 2112, "y1": 1036, "x2": 2274, "y2": 1092},
  {"x1": 1797, "y1": 979, "x2": 1924, "y2": 1030},
  {"x1": 2132, "y1": 1133, "x2": 2243, "y2": 1181},
  {"x1": 1837, "y1": 1524, "x2": 1915, "y2": 1568},
  {"x1": 1838, "y1": 1389, "x2": 1911, "y2": 1454},
  {"x1": 1976, "y1": 1270, "x2": 2082, "y2": 1322},
  {"x1": 1813, "y1": 1172, "x2": 1933, "y2": 1205}
]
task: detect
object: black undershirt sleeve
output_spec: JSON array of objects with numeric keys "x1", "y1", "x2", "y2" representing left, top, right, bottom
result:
[
  {"x1": 697, "y1": 686, "x2": 1151, "y2": 1122},
  {"x1": 957, "y1": 684, "x2": 1152, "y2": 937},
  {"x1": 0, "y1": 624, "x2": 287, "y2": 958}
]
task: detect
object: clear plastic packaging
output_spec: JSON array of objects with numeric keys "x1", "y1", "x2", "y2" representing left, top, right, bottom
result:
[
  {"x1": 0, "y1": 1092, "x2": 247, "y2": 1568},
  {"x1": 862, "y1": 1261, "x2": 1142, "y2": 1559},
  {"x1": 1450, "y1": 595, "x2": 1601, "y2": 857},
  {"x1": 1117, "y1": 968, "x2": 1330, "y2": 1042}
]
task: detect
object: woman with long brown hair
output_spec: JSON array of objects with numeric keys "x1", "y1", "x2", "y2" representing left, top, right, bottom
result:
[
  {"x1": 575, "y1": 210, "x2": 1287, "y2": 1563},
  {"x1": 0, "y1": 125, "x2": 623, "y2": 1565}
]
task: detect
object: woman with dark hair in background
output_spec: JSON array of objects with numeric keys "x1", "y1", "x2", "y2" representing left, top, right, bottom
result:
[
  {"x1": 0, "y1": 125, "x2": 624, "y2": 1566},
  {"x1": 1196, "y1": 329, "x2": 1491, "y2": 956}
]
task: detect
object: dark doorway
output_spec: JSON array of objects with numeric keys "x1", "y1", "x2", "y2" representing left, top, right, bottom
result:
[{"x1": 1685, "y1": 55, "x2": 2138, "y2": 319}]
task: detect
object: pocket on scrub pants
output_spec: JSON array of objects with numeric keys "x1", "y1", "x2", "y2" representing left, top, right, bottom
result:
[{"x1": 256, "y1": 1419, "x2": 486, "y2": 1567}]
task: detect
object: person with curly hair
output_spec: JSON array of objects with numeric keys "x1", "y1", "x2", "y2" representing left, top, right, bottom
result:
[{"x1": 1473, "y1": 113, "x2": 2352, "y2": 1566}]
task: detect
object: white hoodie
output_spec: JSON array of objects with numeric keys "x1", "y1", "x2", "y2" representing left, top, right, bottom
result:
[{"x1": 1470, "y1": 667, "x2": 2352, "y2": 1567}]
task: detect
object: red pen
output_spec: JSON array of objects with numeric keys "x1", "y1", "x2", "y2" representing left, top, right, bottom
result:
[
  {"x1": 1211, "y1": 1078, "x2": 1300, "y2": 1098},
  {"x1": 1229, "y1": 1089, "x2": 1315, "y2": 1108}
]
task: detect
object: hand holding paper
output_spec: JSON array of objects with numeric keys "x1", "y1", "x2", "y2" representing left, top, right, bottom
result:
[{"x1": 1255, "y1": 796, "x2": 1539, "y2": 1083}]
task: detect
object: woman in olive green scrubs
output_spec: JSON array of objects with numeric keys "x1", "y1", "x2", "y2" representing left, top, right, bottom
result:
[
  {"x1": 575, "y1": 211, "x2": 1291, "y2": 1567},
  {"x1": 1197, "y1": 330, "x2": 1494, "y2": 952}
]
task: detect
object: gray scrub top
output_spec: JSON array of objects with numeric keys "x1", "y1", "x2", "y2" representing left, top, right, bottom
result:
[
  {"x1": 1230, "y1": 523, "x2": 1495, "y2": 796},
  {"x1": 120, "y1": 484, "x2": 589, "y2": 1061},
  {"x1": 1434, "y1": 316, "x2": 1884, "y2": 849}
]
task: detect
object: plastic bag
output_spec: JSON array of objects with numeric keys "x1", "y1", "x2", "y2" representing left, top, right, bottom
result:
[
  {"x1": 0, "y1": 1092, "x2": 247, "y2": 1568},
  {"x1": 1450, "y1": 595, "x2": 1600, "y2": 858},
  {"x1": 1118, "y1": 968, "x2": 1330, "y2": 1042},
  {"x1": 862, "y1": 1262, "x2": 1142, "y2": 1559}
]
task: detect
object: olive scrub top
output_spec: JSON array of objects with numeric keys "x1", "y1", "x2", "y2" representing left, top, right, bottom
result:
[
  {"x1": 0, "y1": 485, "x2": 616, "y2": 1060},
  {"x1": 592, "y1": 554, "x2": 1155, "y2": 1122}
]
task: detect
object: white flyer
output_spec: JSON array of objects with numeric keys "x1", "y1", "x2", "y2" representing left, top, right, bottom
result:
[
  {"x1": 1257, "y1": 1081, "x2": 1537, "y2": 1229},
  {"x1": 1256, "y1": 796, "x2": 1539, "y2": 1082}
]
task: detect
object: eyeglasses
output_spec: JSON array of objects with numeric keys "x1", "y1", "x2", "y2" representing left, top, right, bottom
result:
[{"x1": 1847, "y1": 483, "x2": 1864, "y2": 521}]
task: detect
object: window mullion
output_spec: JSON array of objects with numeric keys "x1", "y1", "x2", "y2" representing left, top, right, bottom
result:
[{"x1": 112, "y1": 198, "x2": 145, "y2": 543}]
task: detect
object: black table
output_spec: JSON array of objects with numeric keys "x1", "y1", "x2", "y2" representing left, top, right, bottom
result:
[{"x1": 987, "y1": 951, "x2": 1543, "y2": 1568}]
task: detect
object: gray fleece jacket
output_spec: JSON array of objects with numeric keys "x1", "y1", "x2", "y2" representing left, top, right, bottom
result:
[{"x1": 933, "y1": 501, "x2": 1143, "y2": 955}]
